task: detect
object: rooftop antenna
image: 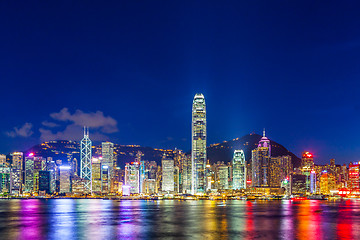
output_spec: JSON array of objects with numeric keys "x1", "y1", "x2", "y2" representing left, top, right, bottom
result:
[{"x1": 263, "y1": 128, "x2": 266, "y2": 137}]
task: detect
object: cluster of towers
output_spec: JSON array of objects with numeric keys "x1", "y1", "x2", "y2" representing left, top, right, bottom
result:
[{"x1": 0, "y1": 94, "x2": 356, "y2": 197}]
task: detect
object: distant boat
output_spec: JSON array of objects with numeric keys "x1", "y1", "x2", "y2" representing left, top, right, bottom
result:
[{"x1": 307, "y1": 195, "x2": 326, "y2": 200}]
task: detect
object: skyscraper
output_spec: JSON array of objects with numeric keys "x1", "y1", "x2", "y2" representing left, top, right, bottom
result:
[
  {"x1": 80, "y1": 127, "x2": 92, "y2": 193},
  {"x1": 218, "y1": 164, "x2": 229, "y2": 190},
  {"x1": 251, "y1": 130, "x2": 271, "y2": 187},
  {"x1": 301, "y1": 151, "x2": 314, "y2": 192},
  {"x1": 191, "y1": 93, "x2": 206, "y2": 194},
  {"x1": 162, "y1": 158, "x2": 174, "y2": 192},
  {"x1": 11, "y1": 152, "x2": 23, "y2": 194},
  {"x1": 24, "y1": 154, "x2": 35, "y2": 193},
  {"x1": 59, "y1": 166, "x2": 71, "y2": 194},
  {"x1": 102, "y1": 142, "x2": 114, "y2": 168},
  {"x1": 101, "y1": 165, "x2": 110, "y2": 194},
  {"x1": 232, "y1": 150, "x2": 246, "y2": 190},
  {"x1": 182, "y1": 154, "x2": 192, "y2": 193},
  {"x1": 91, "y1": 157, "x2": 102, "y2": 194},
  {"x1": 125, "y1": 162, "x2": 140, "y2": 194}
]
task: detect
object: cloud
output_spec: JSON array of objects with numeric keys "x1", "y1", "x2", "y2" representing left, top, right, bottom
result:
[
  {"x1": 39, "y1": 108, "x2": 118, "y2": 141},
  {"x1": 41, "y1": 121, "x2": 59, "y2": 128},
  {"x1": 50, "y1": 108, "x2": 118, "y2": 133},
  {"x1": 6, "y1": 123, "x2": 34, "y2": 138}
]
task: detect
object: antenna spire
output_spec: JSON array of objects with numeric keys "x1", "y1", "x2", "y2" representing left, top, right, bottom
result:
[{"x1": 263, "y1": 128, "x2": 266, "y2": 137}]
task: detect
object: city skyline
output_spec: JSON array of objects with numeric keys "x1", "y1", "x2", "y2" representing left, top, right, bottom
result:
[
  {"x1": 2, "y1": 1, "x2": 360, "y2": 165},
  {"x1": 1, "y1": 2, "x2": 360, "y2": 239}
]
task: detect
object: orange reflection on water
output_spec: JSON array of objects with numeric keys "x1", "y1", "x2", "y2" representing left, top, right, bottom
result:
[
  {"x1": 202, "y1": 200, "x2": 229, "y2": 239},
  {"x1": 296, "y1": 201, "x2": 323, "y2": 240}
]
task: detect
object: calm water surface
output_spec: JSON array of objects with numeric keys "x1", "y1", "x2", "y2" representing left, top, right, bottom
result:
[{"x1": 0, "y1": 199, "x2": 359, "y2": 239}]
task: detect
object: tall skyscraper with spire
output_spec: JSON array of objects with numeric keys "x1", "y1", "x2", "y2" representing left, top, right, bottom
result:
[
  {"x1": 191, "y1": 93, "x2": 207, "y2": 194},
  {"x1": 80, "y1": 127, "x2": 92, "y2": 193},
  {"x1": 251, "y1": 129, "x2": 271, "y2": 187}
]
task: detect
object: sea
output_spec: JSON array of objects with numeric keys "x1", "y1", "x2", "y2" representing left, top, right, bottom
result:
[{"x1": 0, "y1": 199, "x2": 358, "y2": 239}]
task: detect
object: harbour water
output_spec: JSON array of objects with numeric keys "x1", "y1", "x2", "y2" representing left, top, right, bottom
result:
[{"x1": 0, "y1": 199, "x2": 358, "y2": 239}]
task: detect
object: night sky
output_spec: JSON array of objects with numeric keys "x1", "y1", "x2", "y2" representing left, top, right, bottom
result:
[{"x1": 1, "y1": 1, "x2": 360, "y2": 164}]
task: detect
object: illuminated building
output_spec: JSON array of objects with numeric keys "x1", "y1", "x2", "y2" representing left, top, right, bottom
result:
[
  {"x1": 102, "y1": 141, "x2": 114, "y2": 168},
  {"x1": 218, "y1": 165, "x2": 229, "y2": 190},
  {"x1": 148, "y1": 162, "x2": 157, "y2": 180},
  {"x1": 162, "y1": 158, "x2": 174, "y2": 192},
  {"x1": 320, "y1": 170, "x2": 336, "y2": 195},
  {"x1": 281, "y1": 178, "x2": 291, "y2": 196},
  {"x1": 310, "y1": 170, "x2": 316, "y2": 194},
  {"x1": 125, "y1": 162, "x2": 140, "y2": 194},
  {"x1": 280, "y1": 155, "x2": 292, "y2": 179},
  {"x1": 174, "y1": 149, "x2": 185, "y2": 192},
  {"x1": 46, "y1": 160, "x2": 57, "y2": 194},
  {"x1": 39, "y1": 171, "x2": 51, "y2": 194},
  {"x1": 251, "y1": 130, "x2": 271, "y2": 187},
  {"x1": 301, "y1": 151, "x2": 314, "y2": 193},
  {"x1": 11, "y1": 168, "x2": 22, "y2": 195},
  {"x1": 174, "y1": 166, "x2": 180, "y2": 193},
  {"x1": 182, "y1": 154, "x2": 192, "y2": 193},
  {"x1": 33, "y1": 157, "x2": 46, "y2": 192},
  {"x1": 340, "y1": 164, "x2": 348, "y2": 187},
  {"x1": 330, "y1": 158, "x2": 335, "y2": 166},
  {"x1": 348, "y1": 162, "x2": 359, "y2": 193},
  {"x1": 227, "y1": 162, "x2": 233, "y2": 189},
  {"x1": 101, "y1": 165, "x2": 110, "y2": 194},
  {"x1": 134, "y1": 151, "x2": 146, "y2": 193},
  {"x1": 11, "y1": 152, "x2": 23, "y2": 169},
  {"x1": 72, "y1": 176, "x2": 87, "y2": 195},
  {"x1": 191, "y1": 93, "x2": 206, "y2": 194},
  {"x1": 301, "y1": 151, "x2": 314, "y2": 170},
  {"x1": 156, "y1": 166, "x2": 162, "y2": 192},
  {"x1": 139, "y1": 160, "x2": 145, "y2": 193},
  {"x1": 70, "y1": 158, "x2": 78, "y2": 177},
  {"x1": 11, "y1": 152, "x2": 23, "y2": 195},
  {"x1": 91, "y1": 157, "x2": 102, "y2": 194},
  {"x1": 269, "y1": 157, "x2": 281, "y2": 187},
  {"x1": 80, "y1": 127, "x2": 92, "y2": 193},
  {"x1": 144, "y1": 179, "x2": 156, "y2": 194},
  {"x1": 0, "y1": 154, "x2": 6, "y2": 166},
  {"x1": 232, "y1": 150, "x2": 246, "y2": 190},
  {"x1": 59, "y1": 165, "x2": 71, "y2": 194},
  {"x1": 122, "y1": 185, "x2": 131, "y2": 196},
  {"x1": 0, "y1": 166, "x2": 11, "y2": 194},
  {"x1": 246, "y1": 162, "x2": 252, "y2": 187},
  {"x1": 25, "y1": 155, "x2": 35, "y2": 193},
  {"x1": 110, "y1": 167, "x2": 121, "y2": 194},
  {"x1": 291, "y1": 174, "x2": 306, "y2": 194},
  {"x1": 205, "y1": 161, "x2": 212, "y2": 191}
]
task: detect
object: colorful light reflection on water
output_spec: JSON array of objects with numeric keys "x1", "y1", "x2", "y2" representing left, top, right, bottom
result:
[{"x1": 0, "y1": 199, "x2": 360, "y2": 239}]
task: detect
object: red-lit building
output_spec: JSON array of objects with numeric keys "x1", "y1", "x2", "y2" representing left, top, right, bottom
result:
[
  {"x1": 348, "y1": 162, "x2": 360, "y2": 194},
  {"x1": 301, "y1": 151, "x2": 314, "y2": 170}
]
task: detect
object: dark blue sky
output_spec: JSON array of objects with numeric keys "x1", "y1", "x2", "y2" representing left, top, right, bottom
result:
[{"x1": 1, "y1": 1, "x2": 360, "y2": 164}]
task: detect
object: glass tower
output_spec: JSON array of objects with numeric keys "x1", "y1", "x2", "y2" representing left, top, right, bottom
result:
[
  {"x1": 102, "y1": 142, "x2": 114, "y2": 168},
  {"x1": 232, "y1": 150, "x2": 246, "y2": 190},
  {"x1": 80, "y1": 127, "x2": 92, "y2": 193},
  {"x1": 191, "y1": 93, "x2": 207, "y2": 194}
]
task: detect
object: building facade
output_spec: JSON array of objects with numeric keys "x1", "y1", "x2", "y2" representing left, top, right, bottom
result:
[{"x1": 191, "y1": 93, "x2": 207, "y2": 194}]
